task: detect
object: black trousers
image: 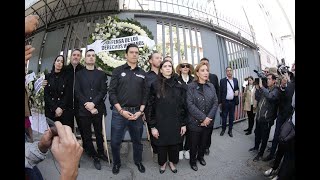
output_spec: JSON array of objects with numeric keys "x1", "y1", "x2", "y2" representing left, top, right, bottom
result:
[
  {"x1": 79, "y1": 114, "x2": 104, "y2": 157},
  {"x1": 148, "y1": 126, "x2": 158, "y2": 154},
  {"x1": 53, "y1": 109, "x2": 74, "y2": 131},
  {"x1": 157, "y1": 144, "x2": 179, "y2": 166},
  {"x1": 205, "y1": 127, "x2": 213, "y2": 149},
  {"x1": 247, "y1": 105, "x2": 255, "y2": 131},
  {"x1": 179, "y1": 130, "x2": 190, "y2": 151},
  {"x1": 189, "y1": 128, "x2": 211, "y2": 165},
  {"x1": 254, "y1": 121, "x2": 272, "y2": 156},
  {"x1": 272, "y1": 142, "x2": 286, "y2": 169},
  {"x1": 270, "y1": 115, "x2": 286, "y2": 157},
  {"x1": 278, "y1": 139, "x2": 295, "y2": 180}
]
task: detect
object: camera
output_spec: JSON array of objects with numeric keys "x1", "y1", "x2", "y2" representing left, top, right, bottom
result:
[
  {"x1": 253, "y1": 70, "x2": 267, "y2": 88},
  {"x1": 277, "y1": 64, "x2": 290, "y2": 75},
  {"x1": 253, "y1": 70, "x2": 267, "y2": 79}
]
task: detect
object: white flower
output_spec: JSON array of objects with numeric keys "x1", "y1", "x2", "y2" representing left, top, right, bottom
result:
[
  {"x1": 95, "y1": 28, "x2": 99, "y2": 32},
  {"x1": 128, "y1": 29, "x2": 132, "y2": 32},
  {"x1": 116, "y1": 32, "x2": 120, "y2": 36},
  {"x1": 133, "y1": 30, "x2": 136, "y2": 33},
  {"x1": 112, "y1": 35, "x2": 116, "y2": 38},
  {"x1": 106, "y1": 33, "x2": 111, "y2": 38},
  {"x1": 113, "y1": 54, "x2": 117, "y2": 58}
]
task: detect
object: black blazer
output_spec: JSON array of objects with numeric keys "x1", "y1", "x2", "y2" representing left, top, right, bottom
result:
[
  {"x1": 44, "y1": 72, "x2": 68, "y2": 120},
  {"x1": 75, "y1": 68, "x2": 108, "y2": 117},
  {"x1": 209, "y1": 73, "x2": 220, "y2": 102},
  {"x1": 219, "y1": 77, "x2": 239, "y2": 104}
]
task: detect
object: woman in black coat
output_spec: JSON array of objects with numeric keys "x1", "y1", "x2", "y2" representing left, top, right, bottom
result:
[
  {"x1": 44, "y1": 55, "x2": 72, "y2": 128},
  {"x1": 187, "y1": 61, "x2": 218, "y2": 171},
  {"x1": 148, "y1": 60, "x2": 188, "y2": 174}
]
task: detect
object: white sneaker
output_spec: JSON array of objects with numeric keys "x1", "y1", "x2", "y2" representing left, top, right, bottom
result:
[
  {"x1": 271, "y1": 176, "x2": 278, "y2": 180},
  {"x1": 179, "y1": 151, "x2": 184, "y2": 160},
  {"x1": 264, "y1": 168, "x2": 277, "y2": 177},
  {"x1": 184, "y1": 150, "x2": 190, "y2": 159},
  {"x1": 264, "y1": 168, "x2": 274, "y2": 176}
]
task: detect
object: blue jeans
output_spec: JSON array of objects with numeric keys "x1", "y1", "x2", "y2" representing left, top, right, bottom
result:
[
  {"x1": 25, "y1": 166, "x2": 43, "y2": 180},
  {"x1": 111, "y1": 109, "x2": 143, "y2": 165},
  {"x1": 221, "y1": 100, "x2": 236, "y2": 131}
]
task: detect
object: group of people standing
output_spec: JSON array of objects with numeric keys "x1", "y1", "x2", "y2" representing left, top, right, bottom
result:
[
  {"x1": 241, "y1": 66, "x2": 295, "y2": 180},
  {"x1": 26, "y1": 35, "x2": 295, "y2": 179},
  {"x1": 38, "y1": 43, "x2": 244, "y2": 174}
]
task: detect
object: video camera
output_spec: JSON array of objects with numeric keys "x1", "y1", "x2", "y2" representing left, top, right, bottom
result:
[
  {"x1": 277, "y1": 64, "x2": 290, "y2": 76},
  {"x1": 253, "y1": 69, "x2": 267, "y2": 88},
  {"x1": 253, "y1": 70, "x2": 267, "y2": 79}
]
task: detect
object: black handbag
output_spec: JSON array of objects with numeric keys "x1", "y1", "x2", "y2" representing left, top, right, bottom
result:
[
  {"x1": 279, "y1": 116, "x2": 295, "y2": 144},
  {"x1": 226, "y1": 79, "x2": 239, "y2": 105}
]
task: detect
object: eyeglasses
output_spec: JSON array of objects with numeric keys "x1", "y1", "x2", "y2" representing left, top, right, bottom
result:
[{"x1": 180, "y1": 64, "x2": 190, "y2": 68}]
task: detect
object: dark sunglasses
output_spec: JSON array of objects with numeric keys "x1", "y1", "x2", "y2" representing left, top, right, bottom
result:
[{"x1": 180, "y1": 64, "x2": 190, "y2": 68}]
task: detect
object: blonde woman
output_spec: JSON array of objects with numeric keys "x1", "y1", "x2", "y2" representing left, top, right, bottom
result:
[
  {"x1": 243, "y1": 76, "x2": 257, "y2": 135},
  {"x1": 187, "y1": 61, "x2": 218, "y2": 171}
]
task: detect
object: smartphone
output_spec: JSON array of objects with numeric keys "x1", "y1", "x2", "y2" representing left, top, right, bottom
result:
[{"x1": 46, "y1": 117, "x2": 58, "y2": 136}]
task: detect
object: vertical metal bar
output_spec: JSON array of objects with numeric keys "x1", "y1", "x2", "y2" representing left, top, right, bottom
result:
[
  {"x1": 169, "y1": 21, "x2": 173, "y2": 59},
  {"x1": 234, "y1": 43, "x2": 242, "y2": 118},
  {"x1": 183, "y1": 26, "x2": 188, "y2": 61},
  {"x1": 162, "y1": 21, "x2": 166, "y2": 57},
  {"x1": 189, "y1": 25, "x2": 194, "y2": 65},
  {"x1": 176, "y1": 24, "x2": 181, "y2": 62},
  {"x1": 194, "y1": 28, "x2": 200, "y2": 65}
]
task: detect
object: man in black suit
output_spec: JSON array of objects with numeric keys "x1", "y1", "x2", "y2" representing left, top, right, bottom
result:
[
  {"x1": 200, "y1": 58, "x2": 220, "y2": 154},
  {"x1": 219, "y1": 67, "x2": 239, "y2": 137},
  {"x1": 75, "y1": 49, "x2": 108, "y2": 170}
]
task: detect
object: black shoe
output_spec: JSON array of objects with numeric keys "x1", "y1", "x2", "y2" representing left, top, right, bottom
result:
[
  {"x1": 159, "y1": 165, "x2": 166, "y2": 174},
  {"x1": 228, "y1": 131, "x2": 233, "y2": 137},
  {"x1": 204, "y1": 148, "x2": 210, "y2": 155},
  {"x1": 135, "y1": 162, "x2": 145, "y2": 173},
  {"x1": 249, "y1": 147, "x2": 258, "y2": 152},
  {"x1": 245, "y1": 131, "x2": 252, "y2": 135},
  {"x1": 190, "y1": 164, "x2": 198, "y2": 171},
  {"x1": 112, "y1": 164, "x2": 121, "y2": 174},
  {"x1": 98, "y1": 153, "x2": 109, "y2": 162},
  {"x1": 198, "y1": 158, "x2": 206, "y2": 166},
  {"x1": 253, "y1": 155, "x2": 262, "y2": 162},
  {"x1": 168, "y1": 162, "x2": 177, "y2": 173},
  {"x1": 262, "y1": 154, "x2": 274, "y2": 162},
  {"x1": 220, "y1": 130, "x2": 225, "y2": 136},
  {"x1": 244, "y1": 128, "x2": 249, "y2": 132},
  {"x1": 93, "y1": 157, "x2": 101, "y2": 170}
]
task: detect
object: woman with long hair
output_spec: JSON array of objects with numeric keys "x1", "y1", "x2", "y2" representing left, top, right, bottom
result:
[
  {"x1": 147, "y1": 60, "x2": 188, "y2": 174},
  {"x1": 44, "y1": 55, "x2": 71, "y2": 128},
  {"x1": 187, "y1": 61, "x2": 218, "y2": 171},
  {"x1": 243, "y1": 76, "x2": 257, "y2": 135}
]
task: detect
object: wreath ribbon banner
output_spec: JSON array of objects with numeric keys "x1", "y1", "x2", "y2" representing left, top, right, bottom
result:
[{"x1": 87, "y1": 35, "x2": 155, "y2": 53}]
